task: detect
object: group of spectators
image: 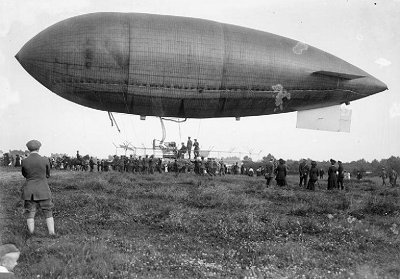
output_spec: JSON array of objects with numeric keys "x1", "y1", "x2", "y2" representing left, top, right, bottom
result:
[
  {"x1": 380, "y1": 167, "x2": 398, "y2": 187},
  {"x1": 263, "y1": 158, "x2": 397, "y2": 190},
  {"x1": 2, "y1": 139, "x2": 398, "y2": 278}
]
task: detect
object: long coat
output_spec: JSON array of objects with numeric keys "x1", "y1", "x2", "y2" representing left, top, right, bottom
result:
[
  {"x1": 21, "y1": 153, "x2": 52, "y2": 200},
  {"x1": 275, "y1": 163, "x2": 287, "y2": 186},
  {"x1": 327, "y1": 165, "x2": 338, "y2": 190}
]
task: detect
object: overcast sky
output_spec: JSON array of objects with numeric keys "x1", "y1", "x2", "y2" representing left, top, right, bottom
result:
[{"x1": 0, "y1": 0, "x2": 399, "y2": 162}]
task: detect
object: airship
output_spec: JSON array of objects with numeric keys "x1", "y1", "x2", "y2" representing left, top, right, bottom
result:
[{"x1": 15, "y1": 12, "x2": 387, "y2": 131}]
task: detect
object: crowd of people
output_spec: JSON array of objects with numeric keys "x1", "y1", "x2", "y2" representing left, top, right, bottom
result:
[
  {"x1": 3, "y1": 138, "x2": 399, "y2": 190},
  {"x1": 1, "y1": 139, "x2": 398, "y2": 277}
]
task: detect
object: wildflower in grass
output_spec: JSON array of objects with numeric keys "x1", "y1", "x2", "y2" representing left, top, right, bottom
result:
[
  {"x1": 390, "y1": 224, "x2": 398, "y2": 235},
  {"x1": 327, "y1": 214, "x2": 334, "y2": 220},
  {"x1": 347, "y1": 216, "x2": 356, "y2": 224}
]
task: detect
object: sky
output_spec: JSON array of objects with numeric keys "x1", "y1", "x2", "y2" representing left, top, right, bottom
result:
[{"x1": 0, "y1": 0, "x2": 399, "y2": 162}]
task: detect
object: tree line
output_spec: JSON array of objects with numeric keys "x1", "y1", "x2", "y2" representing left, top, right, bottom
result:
[{"x1": 226, "y1": 154, "x2": 400, "y2": 176}]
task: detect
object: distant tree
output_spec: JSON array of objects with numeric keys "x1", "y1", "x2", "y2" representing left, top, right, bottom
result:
[
  {"x1": 9, "y1": 150, "x2": 28, "y2": 157},
  {"x1": 371, "y1": 159, "x2": 380, "y2": 175},
  {"x1": 243, "y1": 155, "x2": 252, "y2": 162},
  {"x1": 51, "y1": 153, "x2": 67, "y2": 158},
  {"x1": 285, "y1": 159, "x2": 298, "y2": 174},
  {"x1": 386, "y1": 156, "x2": 400, "y2": 173},
  {"x1": 262, "y1": 153, "x2": 276, "y2": 163},
  {"x1": 222, "y1": 156, "x2": 241, "y2": 165},
  {"x1": 82, "y1": 154, "x2": 90, "y2": 160}
]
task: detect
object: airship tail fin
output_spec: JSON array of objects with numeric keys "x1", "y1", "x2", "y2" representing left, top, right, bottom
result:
[
  {"x1": 296, "y1": 105, "x2": 352, "y2": 132},
  {"x1": 312, "y1": 70, "x2": 365, "y2": 80}
]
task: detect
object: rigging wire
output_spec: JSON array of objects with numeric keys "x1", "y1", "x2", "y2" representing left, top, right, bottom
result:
[
  {"x1": 159, "y1": 117, "x2": 166, "y2": 145},
  {"x1": 197, "y1": 119, "x2": 202, "y2": 139},
  {"x1": 108, "y1": 112, "x2": 121, "y2": 133},
  {"x1": 178, "y1": 120, "x2": 182, "y2": 143}
]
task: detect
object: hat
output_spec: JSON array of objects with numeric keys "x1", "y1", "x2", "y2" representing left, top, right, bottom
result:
[
  {"x1": 279, "y1": 158, "x2": 285, "y2": 164},
  {"x1": 26, "y1": 140, "x2": 41, "y2": 151},
  {"x1": 330, "y1": 159, "x2": 336, "y2": 164},
  {"x1": 0, "y1": 244, "x2": 19, "y2": 258},
  {"x1": 338, "y1": 160, "x2": 342, "y2": 164}
]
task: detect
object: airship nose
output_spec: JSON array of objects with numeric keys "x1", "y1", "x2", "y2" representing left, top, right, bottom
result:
[
  {"x1": 345, "y1": 75, "x2": 388, "y2": 97},
  {"x1": 362, "y1": 76, "x2": 388, "y2": 95},
  {"x1": 15, "y1": 33, "x2": 55, "y2": 89}
]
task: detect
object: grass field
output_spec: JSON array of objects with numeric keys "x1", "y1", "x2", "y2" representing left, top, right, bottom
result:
[{"x1": 1, "y1": 167, "x2": 399, "y2": 278}]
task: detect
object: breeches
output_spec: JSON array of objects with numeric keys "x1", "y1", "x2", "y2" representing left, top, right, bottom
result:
[
  {"x1": 299, "y1": 175, "x2": 308, "y2": 186},
  {"x1": 24, "y1": 198, "x2": 53, "y2": 218}
]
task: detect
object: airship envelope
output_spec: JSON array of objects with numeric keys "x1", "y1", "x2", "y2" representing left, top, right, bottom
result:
[{"x1": 15, "y1": 12, "x2": 387, "y2": 131}]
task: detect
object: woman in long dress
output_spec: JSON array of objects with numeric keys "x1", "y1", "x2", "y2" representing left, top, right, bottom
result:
[{"x1": 327, "y1": 159, "x2": 337, "y2": 190}]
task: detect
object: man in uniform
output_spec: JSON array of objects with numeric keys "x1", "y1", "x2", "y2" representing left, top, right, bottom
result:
[
  {"x1": 149, "y1": 155, "x2": 155, "y2": 174},
  {"x1": 14, "y1": 154, "x2": 21, "y2": 167},
  {"x1": 100, "y1": 159, "x2": 105, "y2": 172},
  {"x1": 89, "y1": 157, "x2": 95, "y2": 172},
  {"x1": 233, "y1": 162, "x2": 240, "y2": 175},
  {"x1": 137, "y1": 156, "x2": 143, "y2": 174},
  {"x1": 240, "y1": 164, "x2": 245, "y2": 175},
  {"x1": 298, "y1": 159, "x2": 310, "y2": 188},
  {"x1": 219, "y1": 159, "x2": 226, "y2": 176},
  {"x1": 264, "y1": 158, "x2": 275, "y2": 187},
  {"x1": 319, "y1": 168, "x2": 325, "y2": 179},
  {"x1": 337, "y1": 161, "x2": 345, "y2": 190},
  {"x1": 380, "y1": 167, "x2": 387, "y2": 186},
  {"x1": 178, "y1": 142, "x2": 187, "y2": 159},
  {"x1": 193, "y1": 139, "x2": 200, "y2": 158},
  {"x1": 389, "y1": 168, "x2": 398, "y2": 187},
  {"x1": 200, "y1": 157, "x2": 206, "y2": 175},
  {"x1": 127, "y1": 155, "x2": 134, "y2": 173},
  {"x1": 356, "y1": 171, "x2": 362, "y2": 180},
  {"x1": 143, "y1": 155, "x2": 150, "y2": 174},
  {"x1": 97, "y1": 159, "x2": 101, "y2": 172},
  {"x1": 21, "y1": 140, "x2": 56, "y2": 236},
  {"x1": 187, "y1": 137, "x2": 193, "y2": 159}
]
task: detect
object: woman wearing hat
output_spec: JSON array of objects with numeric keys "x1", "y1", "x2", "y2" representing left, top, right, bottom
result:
[
  {"x1": 21, "y1": 140, "x2": 56, "y2": 236},
  {"x1": 275, "y1": 159, "x2": 287, "y2": 187},
  {"x1": 307, "y1": 161, "x2": 319, "y2": 191},
  {"x1": 327, "y1": 159, "x2": 338, "y2": 190}
]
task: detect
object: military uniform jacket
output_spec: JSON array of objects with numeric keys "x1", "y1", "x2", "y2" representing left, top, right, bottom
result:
[
  {"x1": 21, "y1": 153, "x2": 52, "y2": 200},
  {"x1": 265, "y1": 162, "x2": 274, "y2": 178},
  {"x1": 309, "y1": 166, "x2": 319, "y2": 181},
  {"x1": 275, "y1": 164, "x2": 287, "y2": 180},
  {"x1": 338, "y1": 165, "x2": 344, "y2": 179},
  {"x1": 187, "y1": 140, "x2": 193, "y2": 150},
  {"x1": 299, "y1": 163, "x2": 309, "y2": 176}
]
